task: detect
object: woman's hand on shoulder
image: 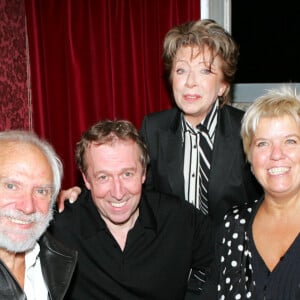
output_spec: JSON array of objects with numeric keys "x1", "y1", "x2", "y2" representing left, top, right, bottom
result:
[{"x1": 57, "y1": 186, "x2": 82, "y2": 212}]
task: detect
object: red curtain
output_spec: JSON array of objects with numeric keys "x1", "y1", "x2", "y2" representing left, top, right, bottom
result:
[
  {"x1": 0, "y1": 0, "x2": 30, "y2": 130},
  {"x1": 24, "y1": 0, "x2": 200, "y2": 188}
]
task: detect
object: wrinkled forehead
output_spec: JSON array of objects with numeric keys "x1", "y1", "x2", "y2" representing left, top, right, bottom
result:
[
  {"x1": 0, "y1": 141, "x2": 53, "y2": 180},
  {"x1": 0, "y1": 140, "x2": 41, "y2": 157}
]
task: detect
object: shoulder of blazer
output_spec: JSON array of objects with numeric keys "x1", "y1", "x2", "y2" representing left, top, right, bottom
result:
[
  {"x1": 142, "y1": 107, "x2": 181, "y2": 133},
  {"x1": 218, "y1": 104, "x2": 245, "y2": 135}
]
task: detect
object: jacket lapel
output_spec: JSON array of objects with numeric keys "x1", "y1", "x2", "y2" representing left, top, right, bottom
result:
[
  {"x1": 159, "y1": 131, "x2": 185, "y2": 200},
  {"x1": 209, "y1": 106, "x2": 239, "y2": 209},
  {"x1": 158, "y1": 111, "x2": 185, "y2": 200}
]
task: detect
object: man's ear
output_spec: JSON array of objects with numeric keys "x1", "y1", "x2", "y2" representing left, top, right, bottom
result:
[{"x1": 82, "y1": 172, "x2": 91, "y2": 190}]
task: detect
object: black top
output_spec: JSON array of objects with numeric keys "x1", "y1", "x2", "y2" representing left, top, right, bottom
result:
[
  {"x1": 50, "y1": 189, "x2": 213, "y2": 300},
  {"x1": 249, "y1": 222, "x2": 300, "y2": 300},
  {"x1": 202, "y1": 198, "x2": 300, "y2": 300}
]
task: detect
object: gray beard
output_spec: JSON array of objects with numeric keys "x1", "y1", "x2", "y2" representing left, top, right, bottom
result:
[{"x1": 0, "y1": 208, "x2": 53, "y2": 252}]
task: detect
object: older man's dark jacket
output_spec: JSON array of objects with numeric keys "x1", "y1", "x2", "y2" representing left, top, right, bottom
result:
[{"x1": 0, "y1": 232, "x2": 77, "y2": 300}]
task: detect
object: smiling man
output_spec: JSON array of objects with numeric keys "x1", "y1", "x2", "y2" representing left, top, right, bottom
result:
[
  {"x1": 0, "y1": 130, "x2": 77, "y2": 300},
  {"x1": 50, "y1": 119, "x2": 213, "y2": 299}
]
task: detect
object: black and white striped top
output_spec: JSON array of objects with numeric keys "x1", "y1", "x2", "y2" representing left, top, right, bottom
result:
[{"x1": 181, "y1": 100, "x2": 219, "y2": 213}]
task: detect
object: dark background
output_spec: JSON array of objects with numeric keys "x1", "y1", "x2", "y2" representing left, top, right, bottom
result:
[{"x1": 232, "y1": 1, "x2": 300, "y2": 83}]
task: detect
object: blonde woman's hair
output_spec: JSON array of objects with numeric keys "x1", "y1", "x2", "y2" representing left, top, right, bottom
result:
[{"x1": 241, "y1": 86, "x2": 300, "y2": 161}]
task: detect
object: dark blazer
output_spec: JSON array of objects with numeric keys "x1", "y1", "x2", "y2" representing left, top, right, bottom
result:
[{"x1": 140, "y1": 105, "x2": 262, "y2": 225}]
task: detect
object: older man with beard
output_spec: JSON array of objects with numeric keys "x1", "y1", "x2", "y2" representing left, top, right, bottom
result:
[{"x1": 0, "y1": 131, "x2": 77, "y2": 300}]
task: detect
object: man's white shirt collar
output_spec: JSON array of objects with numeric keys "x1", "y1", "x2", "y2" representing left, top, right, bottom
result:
[{"x1": 24, "y1": 243, "x2": 48, "y2": 300}]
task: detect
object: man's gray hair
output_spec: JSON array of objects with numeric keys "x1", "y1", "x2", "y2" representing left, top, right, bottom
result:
[{"x1": 0, "y1": 130, "x2": 63, "y2": 205}]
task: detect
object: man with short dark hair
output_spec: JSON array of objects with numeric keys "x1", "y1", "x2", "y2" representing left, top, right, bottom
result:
[{"x1": 50, "y1": 120, "x2": 212, "y2": 299}]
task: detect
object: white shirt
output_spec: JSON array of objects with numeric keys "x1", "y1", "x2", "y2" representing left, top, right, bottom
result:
[{"x1": 24, "y1": 243, "x2": 48, "y2": 300}]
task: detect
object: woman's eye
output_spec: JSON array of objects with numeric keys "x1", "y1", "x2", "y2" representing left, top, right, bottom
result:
[
  {"x1": 200, "y1": 68, "x2": 212, "y2": 75},
  {"x1": 256, "y1": 141, "x2": 268, "y2": 147},
  {"x1": 176, "y1": 68, "x2": 186, "y2": 75}
]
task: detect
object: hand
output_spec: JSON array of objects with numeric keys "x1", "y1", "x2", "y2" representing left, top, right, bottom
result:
[{"x1": 57, "y1": 186, "x2": 82, "y2": 213}]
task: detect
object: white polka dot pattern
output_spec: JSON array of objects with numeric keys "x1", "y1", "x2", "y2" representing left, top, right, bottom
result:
[{"x1": 217, "y1": 200, "x2": 259, "y2": 299}]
